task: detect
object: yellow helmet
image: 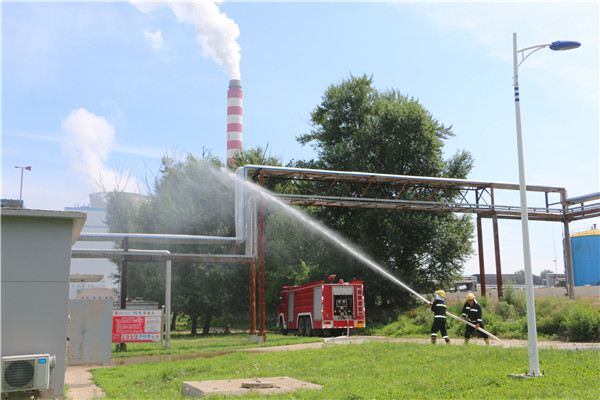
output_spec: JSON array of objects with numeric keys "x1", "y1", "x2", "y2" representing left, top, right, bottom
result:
[
  {"x1": 435, "y1": 290, "x2": 446, "y2": 297},
  {"x1": 466, "y1": 293, "x2": 476, "y2": 301}
]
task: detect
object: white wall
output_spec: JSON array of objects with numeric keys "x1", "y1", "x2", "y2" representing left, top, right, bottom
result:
[{"x1": 1, "y1": 209, "x2": 85, "y2": 398}]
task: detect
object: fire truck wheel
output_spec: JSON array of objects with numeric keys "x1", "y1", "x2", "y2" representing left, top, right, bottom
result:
[
  {"x1": 304, "y1": 318, "x2": 313, "y2": 337},
  {"x1": 298, "y1": 318, "x2": 305, "y2": 336}
]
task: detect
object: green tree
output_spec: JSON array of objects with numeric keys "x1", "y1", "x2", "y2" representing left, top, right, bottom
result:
[
  {"x1": 229, "y1": 145, "x2": 282, "y2": 170},
  {"x1": 295, "y1": 74, "x2": 475, "y2": 314},
  {"x1": 540, "y1": 268, "x2": 553, "y2": 282},
  {"x1": 105, "y1": 152, "x2": 246, "y2": 334}
]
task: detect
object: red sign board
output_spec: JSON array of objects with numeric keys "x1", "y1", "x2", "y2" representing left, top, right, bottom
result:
[{"x1": 112, "y1": 310, "x2": 162, "y2": 343}]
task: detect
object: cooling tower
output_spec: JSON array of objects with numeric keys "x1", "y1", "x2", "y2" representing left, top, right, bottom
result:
[{"x1": 227, "y1": 79, "x2": 243, "y2": 165}]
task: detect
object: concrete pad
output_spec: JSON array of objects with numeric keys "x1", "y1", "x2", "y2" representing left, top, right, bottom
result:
[{"x1": 181, "y1": 376, "x2": 322, "y2": 398}]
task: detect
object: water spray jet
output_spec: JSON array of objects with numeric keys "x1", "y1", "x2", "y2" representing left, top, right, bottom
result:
[{"x1": 225, "y1": 166, "x2": 506, "y2": 345}]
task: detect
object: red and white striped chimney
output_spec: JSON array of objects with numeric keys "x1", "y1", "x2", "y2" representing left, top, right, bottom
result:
[{"x1": 226, "y1": 79, "x2": 243, "y2": 165}]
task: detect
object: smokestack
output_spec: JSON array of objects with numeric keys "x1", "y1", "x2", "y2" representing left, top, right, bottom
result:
[{"x1": 227, "y1": 79, "x2": 243, "y2": 166}]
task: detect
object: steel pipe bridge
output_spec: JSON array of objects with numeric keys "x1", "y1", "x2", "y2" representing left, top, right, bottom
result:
[{"x1": 241, "y1": 165, "x2": 600, "y2": 300}]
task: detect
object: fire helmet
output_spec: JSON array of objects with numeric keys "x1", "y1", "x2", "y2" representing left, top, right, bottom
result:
[
  {"x1": 466, "y1": 293, "x2": 476, "y2": 301},
  {"x1": 435, "y1": 290, "x2": 446, "y2": 298}
]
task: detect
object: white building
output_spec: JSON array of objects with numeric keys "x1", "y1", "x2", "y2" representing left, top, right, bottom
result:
[{"x1": 66, "y1": 193, "x2": 118, "y2": 294}]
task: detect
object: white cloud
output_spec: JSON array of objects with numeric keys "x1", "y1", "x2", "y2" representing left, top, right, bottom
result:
[
  {"x1": 130, "y1": 1, "x2": 164, "y2": 14},
  {"x1": 144, "y1": 30, "x2": 164, "y2": 50},
  {"x1": 61, "y1": 108, "x2": 139, "y2": 193}
]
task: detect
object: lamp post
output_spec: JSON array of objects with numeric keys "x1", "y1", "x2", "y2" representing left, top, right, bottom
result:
[
  {"x1": 512, "y1": 33, "x2": 580, "y2": 377},
  {"x1": 14, "y1": 166, "x2": 32, "y2": 201}
]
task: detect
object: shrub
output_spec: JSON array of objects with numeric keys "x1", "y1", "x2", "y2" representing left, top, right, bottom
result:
[
  {"x1": 478, "y1": 296, "x2": 489, "y2": 309},
  {"x1": 492, "y1": 319, "x2": 523, "y2": 339},
  {"x1": 498, "y1": 301, "x2": 516, "y2": 320},
  {"x1": 503, "y1": 281, "x2": 526, "y2": 316},
  {"x1": 537, "y1": 303, "x2": 569, "y2": 338},
  {"x1": 564, "y1": 303, "x2": 600, "y2": 342}
]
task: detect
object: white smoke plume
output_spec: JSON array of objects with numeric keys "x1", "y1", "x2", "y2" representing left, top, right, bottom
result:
[
  {"x1": 61, "y1": 108, "x2": 139, "y2": 194},
  {"x1": 132, "y1": 1, "x2": 241, "y2": 79}
]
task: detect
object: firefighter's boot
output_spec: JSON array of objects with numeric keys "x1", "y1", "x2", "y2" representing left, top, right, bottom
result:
[
  {"x1": 445, "y1": 338, "x2": 450, "y2": 344},
  {"x1": 431, "y1": 337, "x2": 437, "y2": 344},
  {"x1": 484, "y1": 338, "x2": 490, "y2": 346}
]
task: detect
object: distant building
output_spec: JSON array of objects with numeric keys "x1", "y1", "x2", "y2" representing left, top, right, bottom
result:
[
  {"x1": 545, "y1": 273, "x2": 566, "y2": 287},
  {"x1": 76, "y1": 287, "x2": 118, "y2": 301},
  {"x1": 69, "y1": 273, "x2": 109, "y2": 299},
  {"x1": 1, "y1": 199, "x2": 24, "y2": 208},
  {"x1": 451, "y1": 276, "x2": 478, "y2": 292},
  {"x1": 115, "y1": 298, "x2": 160, "y2": 310},
  {"x1": 471, "y1": 273, "x2": 544, "y2": 289},
  {"x1": 66, "y1": 193, "x2": 118, "y2": 290}
]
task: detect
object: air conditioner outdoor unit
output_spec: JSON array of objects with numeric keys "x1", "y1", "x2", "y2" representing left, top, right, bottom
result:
[{"x1": 1, "y1": 354, "x2": 55, "y2": 393}]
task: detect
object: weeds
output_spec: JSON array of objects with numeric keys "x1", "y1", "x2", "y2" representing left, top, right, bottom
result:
[{"x1": 372, "y1": 296, "x2": 600, "y2": 342}]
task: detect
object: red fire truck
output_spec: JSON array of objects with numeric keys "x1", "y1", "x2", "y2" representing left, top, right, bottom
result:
[{"x1": 276, "y1": 276, "x2": 365, "y2": 336}]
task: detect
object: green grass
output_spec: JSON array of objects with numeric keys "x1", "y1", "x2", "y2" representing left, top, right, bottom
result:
[
  {"x1": 94, "y1": 338, "x2": 600, "y2": 399},
  {"x1": 112, "y1": 332, "x2": 323, "y2": 358}
]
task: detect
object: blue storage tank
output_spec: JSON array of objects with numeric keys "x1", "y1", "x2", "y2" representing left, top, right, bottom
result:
[{"x1": 570, "y1": 229, "x2": 600, "y2": 286}]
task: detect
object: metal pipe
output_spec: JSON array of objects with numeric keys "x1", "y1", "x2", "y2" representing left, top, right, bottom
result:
[
  {"x1": 238, "y1": 164, "x2": 564, "y2": 193},
  {"x1": 120, "y1": 238, "x2": 129, "y2": 311},
  {"x1": 165, "y1": 259, "x2": 172, "y2": 350},
  {"x1": 71, "y1": 249, "x2": 256, "y2": 263},
  {"x1": 258, "y1": 170, "x2": 266, "y2": 340}
]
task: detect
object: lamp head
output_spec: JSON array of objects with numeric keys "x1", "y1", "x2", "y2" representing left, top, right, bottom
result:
[{"x1": 549, "y1": 41, "x2": 581, "y2": 51}]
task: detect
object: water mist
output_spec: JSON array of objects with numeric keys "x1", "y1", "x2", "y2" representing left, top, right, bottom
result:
[{"x1": 212, "y1": 166, "x2": 503, "y2": 344}]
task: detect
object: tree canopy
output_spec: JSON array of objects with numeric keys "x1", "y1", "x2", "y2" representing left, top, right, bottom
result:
[{"x1": 293, "y1": 75, "x2": 475, "y2": 314}]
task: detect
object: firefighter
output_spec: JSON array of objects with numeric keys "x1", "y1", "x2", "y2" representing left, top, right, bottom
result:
[
  {"x1": 429, "y1": 290, "x2": 450, "y2": 344},
  {"x1": 461, "y1": 292, "x2": 489, "y2": 346}
]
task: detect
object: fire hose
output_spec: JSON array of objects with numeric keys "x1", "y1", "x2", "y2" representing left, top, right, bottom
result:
[
  {"x1": 414, "y1": 292, "x2": 505, "y2": 345},
  {"x1": 445, "y1": 311, "x2": 505, "y2": 345}
]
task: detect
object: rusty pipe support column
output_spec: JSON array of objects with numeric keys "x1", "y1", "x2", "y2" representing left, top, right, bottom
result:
[
  {"x1": 561, "y1": 189, "x2": 575, "y2": 299},
  {"x1": 249, "y1": 263, "x2": 256, "y2": 335},
  {"x1": 476, "y1": 214, "x2": 486, "y2": 297},
  {"x1": 493, "y1": 214, "x2": 503, "y2": 299}
]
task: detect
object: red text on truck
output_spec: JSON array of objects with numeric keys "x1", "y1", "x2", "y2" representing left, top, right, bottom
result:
[{"x1": 276, "y1": 276, "x2": 365, "y2": 336}]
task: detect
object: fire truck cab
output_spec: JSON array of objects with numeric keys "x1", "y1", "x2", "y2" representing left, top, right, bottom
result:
[{"x1": 276, "y1": 276, "x2": 365, "y2": 336}]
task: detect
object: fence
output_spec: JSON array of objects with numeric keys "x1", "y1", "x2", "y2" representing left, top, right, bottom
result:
[{"x1": 442, "y1": 285, "x2": 599, "y2": 301}]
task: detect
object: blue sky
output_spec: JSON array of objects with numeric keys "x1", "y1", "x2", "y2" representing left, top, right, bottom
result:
[{"x1": 2, "y1": 1, "x2": 598, "y2": 277}]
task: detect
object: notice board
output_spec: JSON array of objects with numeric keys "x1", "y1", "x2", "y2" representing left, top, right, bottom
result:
[{"x1": 112, "y1": 309, "x2": 162, "y2": 343}]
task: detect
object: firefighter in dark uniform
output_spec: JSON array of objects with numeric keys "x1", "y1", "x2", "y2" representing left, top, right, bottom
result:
[
  {"x1": 430, "y1": 290, "x2": 450, "y2": 344},
  {"x1": 461, "y1": 292, "x2": 489, "y2": 345}
]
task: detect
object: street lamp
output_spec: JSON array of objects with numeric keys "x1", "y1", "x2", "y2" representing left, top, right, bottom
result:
[
  {"x1": 14, "y1": 165, "x2": 32, "y2": 201},
  {"x1": 512, "y1": 33, "x2": 580, "y2": 378}
]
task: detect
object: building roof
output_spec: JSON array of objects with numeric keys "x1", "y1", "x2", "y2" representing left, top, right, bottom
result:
[
  {"x1": 571, "y1": 229, "x2": 599, "y2": 237},
  {"x1": 471, "y1": 274, "x2": 544, "y2": 286}
]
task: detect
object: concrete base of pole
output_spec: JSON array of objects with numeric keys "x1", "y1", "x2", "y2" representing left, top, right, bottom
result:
[
  {"x1": 248, "y1": 335, "x2": 266, "y2": 344},
  {"x1": 509, "y1": 373, "x2": 544, "y2": 379}
]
